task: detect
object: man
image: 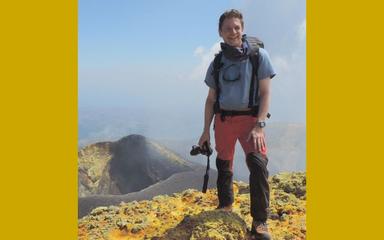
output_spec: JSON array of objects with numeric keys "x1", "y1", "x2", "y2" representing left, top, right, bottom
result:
[{"x1": 198, "y1": 9, "x2": 276, "y2": 240}]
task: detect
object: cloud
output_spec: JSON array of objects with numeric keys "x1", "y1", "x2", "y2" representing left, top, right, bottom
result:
[
  {"x1": 272, "y1": 55, "x2": 290, "y2": 73},
  {"x1": 189, "y1": 41, "x2": 221, "y2": 81},
  {"x1": 272, "y1": 16, "x2": 306, "y2": 76},
  {"x1": 297, "y1": 19, "x2": 306, "y2": 42},
  {"x1": 193, "y1": 46, "x2": 205, "y2": 58},
  {"x1": 269, "y1": 18, "x2": 306, "y2": 123}
]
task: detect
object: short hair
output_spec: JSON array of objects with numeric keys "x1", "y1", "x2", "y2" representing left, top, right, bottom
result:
[{"x1": 218, "y1": 9, "x2": 244, "y2": 31}]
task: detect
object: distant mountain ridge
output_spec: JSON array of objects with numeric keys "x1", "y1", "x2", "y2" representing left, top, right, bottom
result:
[
  {"x1": 78, "y1": 134, "x2": 193, "y2": 197},
  {"x1": 158, "y1": 122, "x2": 306, "y2": 180}
]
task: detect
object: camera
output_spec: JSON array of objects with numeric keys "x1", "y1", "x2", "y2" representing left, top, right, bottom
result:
[{"x1": 190, "y1": 143, "x2": 213, "y2": 156}]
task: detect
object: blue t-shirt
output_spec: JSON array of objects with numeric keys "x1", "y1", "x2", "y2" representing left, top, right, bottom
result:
[{"x1": 204, "y1": 46, "x2": 276, "y2": 110}]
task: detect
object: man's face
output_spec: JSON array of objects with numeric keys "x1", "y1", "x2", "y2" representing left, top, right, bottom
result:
[{"x1": 219, "y1": 17, "x2": 243, "y2": 48}]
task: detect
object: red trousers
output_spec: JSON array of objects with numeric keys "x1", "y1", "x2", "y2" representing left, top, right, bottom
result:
[
  {"x1": 214, "y1": 113, "x2": 270, "y2": 221},
  {"x1": 214, "y1": 114, "x2": 267, "y2": 163}
]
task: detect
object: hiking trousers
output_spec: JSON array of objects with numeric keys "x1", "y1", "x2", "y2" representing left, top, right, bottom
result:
[{"x1": 214, "y1": 114, "x2": 270, "y2": 222}]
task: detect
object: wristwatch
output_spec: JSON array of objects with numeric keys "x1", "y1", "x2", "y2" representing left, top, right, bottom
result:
[{"x1": 257, "y1": 121, "x2": 266, "y2": 128}]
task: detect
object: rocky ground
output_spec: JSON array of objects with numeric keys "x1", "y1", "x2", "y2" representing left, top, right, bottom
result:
[{"x1": 78, "y1": 172, "x2": 306, "y2": 240}]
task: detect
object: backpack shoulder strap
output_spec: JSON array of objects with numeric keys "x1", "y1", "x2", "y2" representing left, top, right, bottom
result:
[
  {"x1": 248, "y1": 50, "x2": 260, "y2": 108},
  {"x1": 246, "y1": 36, "x2": 263, "y2": 108},
  {"x1": 212, "y1": 52, "x2": 223, "y2": 112}
]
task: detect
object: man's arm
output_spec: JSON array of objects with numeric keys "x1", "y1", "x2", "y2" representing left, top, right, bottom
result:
[
  {"x1": 198, "y1": 88, "x2": 216, "y2": 147},
  {"x1": 247, "y1": 77, "x2": 271, "y2": 153},
  {"x1": 257, "y1": 77, "x2": 271, "y2": 121}
]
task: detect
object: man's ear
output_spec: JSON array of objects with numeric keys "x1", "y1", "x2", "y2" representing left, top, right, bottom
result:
[{"x1": 218, "y1": 29, "x2": 222, "y2": 38}]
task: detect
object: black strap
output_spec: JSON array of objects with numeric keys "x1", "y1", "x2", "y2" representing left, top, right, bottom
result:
[
  {"x1": 246, "y1": 36, "x2": 262, "y2": 107},
  {"x1": 202, "y1": 154, "x2": 210, "y2": 193},
  {"x1": 202, "y1": 141, "x2": 211, "y2": 193},
  {"x1": 248, "y1": 49, "x2": 260, "y2": 108},
  {"x1": 212, "y1": 52, "x2": 223, "y2": 113}
]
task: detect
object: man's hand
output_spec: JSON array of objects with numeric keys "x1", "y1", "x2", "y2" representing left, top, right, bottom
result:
[
  {"x1": 247, "y1": 126, "x2": 266, "y2": 153},
  {"x1": 198, "y1": 131, "x2": 211, "y2": 149}
]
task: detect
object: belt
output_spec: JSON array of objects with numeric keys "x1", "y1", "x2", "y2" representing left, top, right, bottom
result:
[{"x1": 219, "y1": 108, "x2": 258, "y2": 121}]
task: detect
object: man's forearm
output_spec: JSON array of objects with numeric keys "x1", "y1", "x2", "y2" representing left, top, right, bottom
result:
[
  {"x1": 257, "y1": 91, "x2": 270, "y2": 122},
  {"x1": 257, "y1": 78, "x2": 271, "y2": 122},
  {"x1": 203, "y1": 99, "x2": 215, "y2": 132}
]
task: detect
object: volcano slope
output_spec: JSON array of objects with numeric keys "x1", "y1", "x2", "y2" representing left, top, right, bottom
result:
[
  {"x1": 78, "y1": 134, "x2": 218, "y2": 218},
  {"x1": 78, "y1": 134, "x2": 194, "y2": 197}
]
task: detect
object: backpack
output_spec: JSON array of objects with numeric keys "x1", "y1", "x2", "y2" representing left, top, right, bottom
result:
[{"x1": 212, "y1": 35, "x2": 264, "y2": 114}]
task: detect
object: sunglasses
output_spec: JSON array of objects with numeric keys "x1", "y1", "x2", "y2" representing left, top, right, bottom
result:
[{"x1": 222, "y1": 63, "x2": 241, "y2": 82}]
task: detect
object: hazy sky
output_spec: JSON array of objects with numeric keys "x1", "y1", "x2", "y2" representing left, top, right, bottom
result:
[{"x1": 79, "y1": 0, "x2": 306, "y2": 142}]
